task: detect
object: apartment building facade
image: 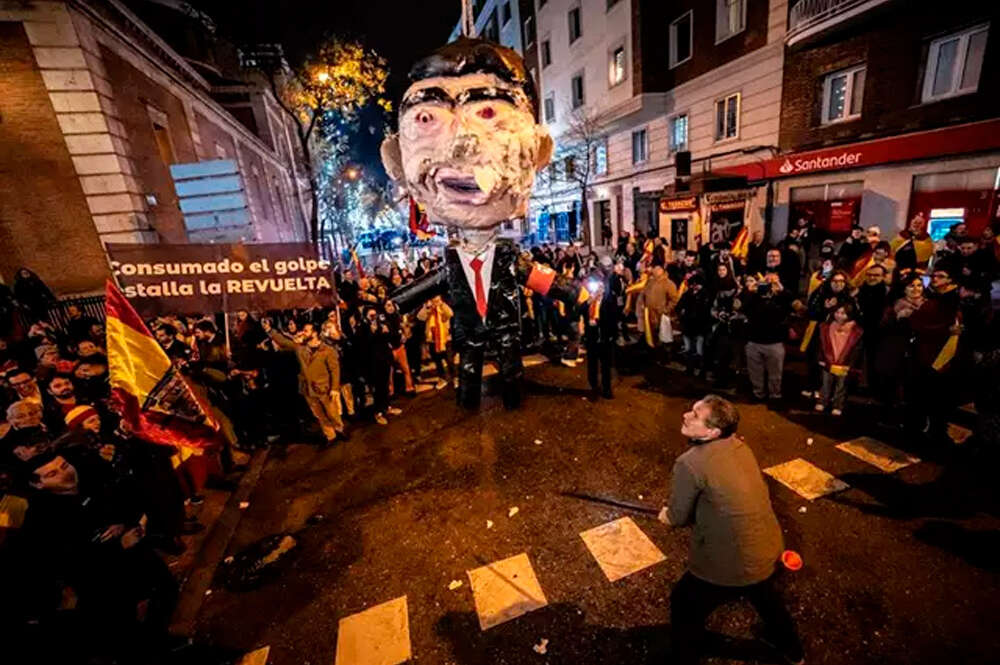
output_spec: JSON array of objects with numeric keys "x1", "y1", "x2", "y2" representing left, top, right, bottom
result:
[
  {"x1": 722, "y1": 1, "x2": 1000, "y2": 242},
  {"x1": 0, "y1": 0, "x2": 310, "y2": 295},
  {"x1": 530, "y1": 0, "x2": 787, "y2": 249}
]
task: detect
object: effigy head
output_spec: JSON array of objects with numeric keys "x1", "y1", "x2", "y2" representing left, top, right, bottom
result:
[{"x1": 381, "y1": 37, "x2": 553, "y2": 230}]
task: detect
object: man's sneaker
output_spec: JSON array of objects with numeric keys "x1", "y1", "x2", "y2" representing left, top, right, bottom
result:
[
  {"x1": 375, "y1": 413, "x2": 388, "y2": 425},
  {"x1": 435, "y1": 379, "x2": 448, "y2": 390},
  {"x1": 387, "y1": 406, "x2": 403, "y2": 416},
  {"x1": 814, "y1": 403, "x2": 825, "y2": 412},
  {"x1": 560, "y1": 358, "x2": 577, "y2": 368},
  {"x1": 831, "y1": 408, "x2": 843, "y2": 416},
  {"x1": 800, "y1": 389, "x2": 813, "y2": 398}
]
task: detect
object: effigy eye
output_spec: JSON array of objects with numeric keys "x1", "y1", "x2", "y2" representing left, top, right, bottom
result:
[{"x1": 477, "y1": 106, "x2": 496, "y2": 120}]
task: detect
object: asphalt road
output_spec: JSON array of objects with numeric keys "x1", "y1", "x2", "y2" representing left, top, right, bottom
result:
[{"x1": 191, "y1": 347, "x2": 1000, "y2": 665}]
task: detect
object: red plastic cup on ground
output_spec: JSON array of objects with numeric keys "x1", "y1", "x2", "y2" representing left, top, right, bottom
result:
[{"x1": 781, "y1": 550, "x2": 803, "y2": 571}]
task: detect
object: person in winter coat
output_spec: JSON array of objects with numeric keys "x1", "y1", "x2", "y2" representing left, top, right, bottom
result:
[
  {"x1": 907, "y1": 265, "x2": 962, "y2": 442},
  {"x1": 13, "y1": 268, "x2": 56, "y2": 321},
  {"x1": 641, "y1": 264, "x2": 679, "y2": 352},
  {"x1": 706, "y1": 266, "x2": 744, "y2": 386},
  {"x1": 581, "y1": 276, "x2": 618, "y2": 399},
  {"x1": 383, "y1": 300, "x2": 415, "y2": 396},
  {"x1": 800, "y1": 271, "x2": 857, "y2": 399},
  {"x1": 855, "y1": 265, "x2": 890, "y2": 391},
  {"x1": 262, "y1": 318, "x2": 348, "y2": 446},
  {"x1": 874, "y1": 276, "x2": 924, "y2": 426},
  {"x1": 676, "y1": 273, "x2": 713, "y2": 376},
  {"x1": 814, "y1": 303, "x2": 864, "y2": 415},
  {"x1": 742, "y1": 273, "x2": 793, "y2": 402},
  {"x1": 419, "y1": 296, "x2": 456, "y2": 390}
]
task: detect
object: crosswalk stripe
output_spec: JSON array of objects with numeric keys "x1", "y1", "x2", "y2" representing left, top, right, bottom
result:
[
  {"x1": 466, "y1": 552, "x2": 548, "y2": 631},
  {"x1": 763, "y1": 458, "x2": 850, "y2": 500},
  {"x1": 334, "y1": 596, "x2": 411, "y2": 665},
  {"x1": 579, "y1": 517, "x2": 666, "y2": 582},
  {"x1": 835, "y1": 437, "x2": 920, "y2": 473}
]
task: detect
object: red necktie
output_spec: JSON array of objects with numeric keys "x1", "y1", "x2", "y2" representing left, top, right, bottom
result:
[{"x1": 469, "y1": 256, "x2": 487, "y2": 319}]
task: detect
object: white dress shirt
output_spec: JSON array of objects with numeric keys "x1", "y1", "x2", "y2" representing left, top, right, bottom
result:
[{"x1": 455, "y1": 243, "x2": 495, "y2": 317}]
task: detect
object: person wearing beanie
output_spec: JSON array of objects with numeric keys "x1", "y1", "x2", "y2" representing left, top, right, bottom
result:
[{"x1": 64, "y1": 404, "x2": 100, "y2": 434}]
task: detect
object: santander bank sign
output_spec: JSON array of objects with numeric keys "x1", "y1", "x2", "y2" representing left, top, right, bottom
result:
[
  {"x1": 777, "y1": 151, "x2": 863, "y2": 174},
  {"x1": 718, "y1": 119, "x2": 1000, "y2": 181}
]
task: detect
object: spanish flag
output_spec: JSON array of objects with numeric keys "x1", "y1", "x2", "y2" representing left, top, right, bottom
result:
[
  {"x1": 350, "y1": 247, "x2": 366, "y2": 278},
  {"x1": 106, "y1": 280, "x2": 219, "y2": 452},
  {"x1": 731, "y1": 227, "x2": 750, "y2": 260},
  {"x1": 409, "y1": 196, "x2": 435, "y2": 240}
]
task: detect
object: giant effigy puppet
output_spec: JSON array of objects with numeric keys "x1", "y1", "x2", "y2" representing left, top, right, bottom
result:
[{"x1": 382, "y1": 37, "x2": 581, "y2": 410}]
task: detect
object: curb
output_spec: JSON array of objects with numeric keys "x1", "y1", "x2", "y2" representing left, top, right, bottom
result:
[{"x1": 169, "y1": 448, "x2": 269, "y2": 637}]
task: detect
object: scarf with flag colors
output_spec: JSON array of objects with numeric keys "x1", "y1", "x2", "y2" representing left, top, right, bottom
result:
[{"x1": 106, "y1": 280, "x2": 219, "y2": 456}]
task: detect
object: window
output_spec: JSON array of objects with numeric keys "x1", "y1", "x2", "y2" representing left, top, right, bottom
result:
[
  {"x1": 922, "y1": 24, "x2": 989, "y2": 102},
  {"x1": 609, "y1": 46, "x2": 626, "y2": 86},
  {"x1": 483, "y1": 10, "x2": 500, "y2": 42},
  {"x1": 571, "y1": 73, "x2": 585, "y2": 108},
  {"x1": 568, "y1": 7, "x2": 581, "y2": 44},
  {"x1": 714, "y1": 93, "x2": 740, "y2": 141},
  {"x1": 524, "y1": 15, "x2": 535, "y2": 45},
  {"x1": 565, "y1": 156, "x2": 576, "y2": 180},
  {"x1": 670, "y1": 114, "x2": 688, "y2": 152},
  {"x1": 593, "y1": 139, "x2": 608, "y2": 176},
  {"x1": 669, "y1": 11, "x2": 693, "y2": 68},
  {"x1": 715, "y1": 0, "x2": 746, "y2": 43},
  {"x1": 501, "y1": 1, "x2": 512, "y2": 25},
  {"x1": 544, "y1": 94, "x2": 556, "y2": 123},
  {"x1": 542, "y1": 39, "x2": 552, "y2": 67},
  {"x1": 632, "y1": 128, "x2": 648, "y2": 164},
  {"x1": 822, "y1": 65, "x2": 865, "y2": 124},
  {"x1": 151, "y1": 123, "x2": 175, "y2": 167}
]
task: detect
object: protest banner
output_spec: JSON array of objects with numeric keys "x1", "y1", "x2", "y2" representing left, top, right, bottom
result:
[{"x1": 106, "y1": 243, "x2": 336, "y2": 316}]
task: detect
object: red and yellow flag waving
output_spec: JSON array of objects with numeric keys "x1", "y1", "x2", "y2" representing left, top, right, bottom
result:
[
  {"x1": 731, "y1": 227, "x2": 750, "y2": 260},
  {"x1": 106, "y1": 280, "x2": 219, "y2": 451}
]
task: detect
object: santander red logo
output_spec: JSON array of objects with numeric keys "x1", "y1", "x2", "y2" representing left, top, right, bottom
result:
[{"x1": 780, "y1": 150, "x2": 863, "y2": 175}]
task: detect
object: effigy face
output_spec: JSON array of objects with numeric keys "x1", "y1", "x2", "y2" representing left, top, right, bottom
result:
[{"x1": 382, "y1": 39, "x2": 552, "y2": 230}]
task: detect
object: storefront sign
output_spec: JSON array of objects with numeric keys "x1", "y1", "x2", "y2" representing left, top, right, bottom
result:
[
  {"x1": 106, "y1": 242, "x2": 336, "y2": 316},
  {"x1": 659, "y1": 196, "x2": 698, "y2": 212},
  {"x1": 720, "y1": 118, "x2": 1000, "y2": 180},
  {"x1": 710, "y1": 200, "x2": 747, "y2": 212}
]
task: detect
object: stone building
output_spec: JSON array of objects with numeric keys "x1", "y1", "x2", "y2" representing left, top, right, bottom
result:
[{"x1": 0, "y1": 0, "x2": 311, "y2": 295}]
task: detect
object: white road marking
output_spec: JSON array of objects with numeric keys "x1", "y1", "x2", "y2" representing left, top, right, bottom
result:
[
  {"x1": 467, "y1": 553, "x2": 548, "y2": 630},
  {"x1": 764, "y1": 458, "x2": 849, "y2": 500},
  {"x1": 334, "y1": 596, "x2": 411, "y2": 665},
  {"x1": 835, "y1": 437, "x2": 920, "y2": 473},
  {"x1": 579, "y1": 517, "x2": 666, "y2": 582}
]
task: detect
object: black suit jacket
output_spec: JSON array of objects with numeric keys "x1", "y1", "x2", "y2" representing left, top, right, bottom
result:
[
  {"x1": 444, "y1": 240, "x2": 520, "y2": 346},
  {"x1": 392, "y1": 237, "x2": 579, "y2": 347}
]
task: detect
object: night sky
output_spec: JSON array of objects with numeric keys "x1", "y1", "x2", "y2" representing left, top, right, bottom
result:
[{"x1": 192, "y1": 0, "x2": 459, "y2": 181}]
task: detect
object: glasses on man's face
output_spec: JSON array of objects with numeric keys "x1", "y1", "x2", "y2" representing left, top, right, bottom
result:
[{"x1": 831, "y1": 278, "x2": 846, "y2": 284}]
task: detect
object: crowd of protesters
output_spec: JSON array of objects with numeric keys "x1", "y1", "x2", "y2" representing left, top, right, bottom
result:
[
  {"x1": 1, "y1": 211, "x2": 999, "y2": 661},
  {"x1": 616, "y1": 214, "x2": 1000, "y2": 447}
]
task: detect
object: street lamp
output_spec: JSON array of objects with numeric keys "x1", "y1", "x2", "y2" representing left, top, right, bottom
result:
[{"x1": 316, "y1": 71, "x2": 330, "y2": 83}]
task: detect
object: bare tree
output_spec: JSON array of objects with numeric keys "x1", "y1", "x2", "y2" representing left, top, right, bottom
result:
[{"x1": 538, "y1": 106, "x2": 607, "y2": 245}]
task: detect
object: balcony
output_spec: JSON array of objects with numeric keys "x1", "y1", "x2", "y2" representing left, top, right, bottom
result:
[{"x1": 786, "y1": 0, "x2": 895, "y2": 47}]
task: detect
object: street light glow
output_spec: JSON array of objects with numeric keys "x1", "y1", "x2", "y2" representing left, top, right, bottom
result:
[{"x1": 316, "y1": 71, "x2": 330, "y2": 83}]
